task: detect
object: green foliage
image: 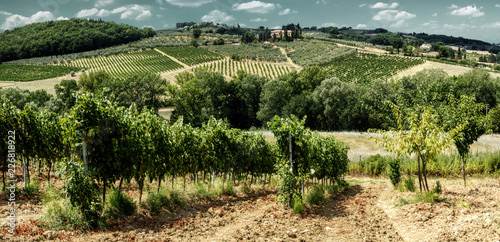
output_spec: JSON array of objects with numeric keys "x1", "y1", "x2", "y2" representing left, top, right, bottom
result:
[
  {"x1": 41, "y1": 199, "x2": 91, "y2": 231},
  {"x1": 413, "y1": 191, "x2": 440, "y2": 203},
  {"x1": 42, "y1": 186, "x2": 64, "y2": 204},
  {"x1": 192, "y1": 29, "x2": 202, "y2": 39},
  {"x1": 304, "y1": 185, "x2": 325, "y2": 206},
  {"x1": 404, "y1": 176, "x2": 416, "y2": 192},
  {"x1": 487, "y1": 105, "x2": 500, "y2": 133},
  {"x1": 193, "y1": 183, "x2": 214, "y2": 200},
  {"x1": 142, "y1": 192, "x2": 170, "y2": 215},
  {"x1": 276, "y1": 39, "x2": 355, "y2": 67},
  {"x1": 292, "y1": 194, "x2": 305, "y2": 214},
  {"x1": 0, "y1": 18, "x2": 155, "y2": 63},
  {"x1": 257, "y1": 80, "x2": 291, "y2": 123},
  {"x1": 205, "y1": 43, "x2": 287, "y2": 62},
  {"x1": 22, "y1": 179, "x2": 40, "y2": 197},
  {"x1": 432, "y1": 181, "x2": 442, "y2": 194},
  {"x1": 388, "y1": 159, "x2": 401, "y2": 187},
  {"x1": 456, "y1": 199, "x2": 471, "y2": 208},
  {"x1": 107, "y1": 189, "x2": 136, "y2": 218},
  {"x1": 54, "y1": 79, "x2": 79, "y2": 110},
  {"x1": 0, "y1": 64, "x2": 80, "y2": 82}
]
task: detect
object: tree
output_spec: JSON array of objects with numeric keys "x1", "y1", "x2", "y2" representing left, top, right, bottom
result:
[
  {"x1": 391, "y1": 37, "x2": 404, "y2": 54},
  {"x1": 442, "y1": 95, "x2": 486, "y2": 186},
  {"x1": 192, "y1": 28, "x2": 202, "y2": 39},
  {"x1": 241, "y1": 32, "x2": 255, "y2": 44},
  {"x1": 376, "y1": 104, "x2": 451, "y2": 192},
  {"x1": 257, "y1": 80, "x2": 291, "y2": 123},
  {"x1": 78, "y1": 70, "x2": 112, "y2": 93},
  {"x1": 55, "y1": 79, "x2": 79, "y2": 110},
  {"x1": 191, "y1": 39, "x2": 199, "y2": 48}
]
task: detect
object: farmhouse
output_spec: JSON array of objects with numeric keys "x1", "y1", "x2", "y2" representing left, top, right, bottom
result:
[
  {"x1": 270, "y1": 30, "x2": 292, "y2": 38},
  {"x1": 420, "y1": 44, "x2": 432, "y2": 51}
]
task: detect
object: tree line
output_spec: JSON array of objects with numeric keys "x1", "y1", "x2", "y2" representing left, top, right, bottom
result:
[{"x1": 0, "y1": 18, "x2": 156, "y2": 63}]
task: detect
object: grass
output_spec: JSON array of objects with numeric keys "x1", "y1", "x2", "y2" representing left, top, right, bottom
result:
[{"x1": 0, "y1": 64, "x2": 81, "y2": 82}]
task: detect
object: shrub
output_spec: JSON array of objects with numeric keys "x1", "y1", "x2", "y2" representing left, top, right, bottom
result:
[
  {"x1": 169, "y1": 190, "x2": 187, "y2": 209},
  {"x1": 404, "y1": 176, "x2": 416, "y2": 192},
  {"x1": 412, "y1": 191, "x2": 439, "y2": 203},
  {"x1": 41, "y1": 199, "x2": 90, "y2": 231},
  {"x1": 42, "y1": 186, "x2": 64, "y2": 204},
  {"x1": 23, "y1": 179, "x2": 40, "y2": 197},
  {"x1": 142, "y1": 192, "x2": 170, "y2": 215},
  {"x1": 305, "y1": 185, "x2": 325, "y2": 206},
  {"x1": 432, "y1": 181, "x2": 442, "y2": 194},
  {"x1": 292, "y1": 194, "x2": 305, "y2": 214},
  {"x1": 193, "y1": 183, "x2": 213, "y2": 200},
  {"x1": 388, "y1": 159, "x2": 401, "y2": 187},
  {"x1": 107, "y1": 189, "x2": 136, "y2": 218}
]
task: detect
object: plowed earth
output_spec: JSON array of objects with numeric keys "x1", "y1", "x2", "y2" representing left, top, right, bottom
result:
[{"x1": 1, "y1": 177, "x2": 500, "y2": 241}]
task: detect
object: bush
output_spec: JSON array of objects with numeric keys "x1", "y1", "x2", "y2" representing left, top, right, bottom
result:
[
  {"x1": 23, "y1": 179, "x2": 40, "y2": 197},
  {"x1": 404, "y1": 176, "x2": 416, "y2": 192},
  {"x1": 292, "y1": 194, "x2": 305, "y2": 214},
  {"x1": 413, "y1": 191, "x2": 439, "y2": 203},
  {"x1": 142, "y1": 192, "x2": 170, "y2": 215},
  {"x1": 169, "y1": 190, "x2": 187, "y2": 209},
  {"x1": 193, "y1": 183, "x2": 213, "y2": 200},
  {"x1": 107, "y1": 189, "x2": 136, "y2": 218},
  {"x1": 41, "y1": 199, "x2": 90, "y2": 231},
  {"x1": 305, "y1": 185, "x2": 325, "y2": 206},
  {"x1": 432, "y1": 181, "x2": 442, "y2": 194},
  {"x1": 388, "y1": 159, "x2": 401, "y2": 187},
  {"x1": 42, "y1": 186, "x2": 63, "y2": 204}
]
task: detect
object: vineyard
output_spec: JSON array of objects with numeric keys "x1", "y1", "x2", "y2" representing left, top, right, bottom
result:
[
  {"x1": 0, "y1": 64, "x2": 80, "y2": 81},
  {"x1": 63, "y1": 49, "x2": 183, "y2": 78},
  {"x1": 156, "y1": 47, "x2": 224, "y2": 66},
  {"x1": 200, "y1": 58, "x2": 293, "y2": 79},
  {"x1": 276, "y1": 40, "x2": 357, "y2": 67},
  {"x1": 204, "y1": 43, "x2": 287, "y2": 62},
  {"x1": 321, "y1": 52, "x2": 425, "y2": 83}
]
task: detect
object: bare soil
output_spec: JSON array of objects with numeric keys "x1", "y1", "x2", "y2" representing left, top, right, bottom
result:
[{"x1": 1, "y1": 176, "x2": 500, "y2": 241}]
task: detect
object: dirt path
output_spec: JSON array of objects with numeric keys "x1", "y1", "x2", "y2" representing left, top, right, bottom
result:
[
  {"x1": 154, "y1": 48, "x2": 190, "y2": 68},
  {"x1": 276, "y1": 46, "x2": 303, "y2": 71}
]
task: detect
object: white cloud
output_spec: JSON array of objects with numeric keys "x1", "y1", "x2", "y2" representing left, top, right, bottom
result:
[
  {"x1": 370, "y1": 2, "x2": 399, "y2": 9},
  {"x1": 163, "y1": 23, "x2": 169, "y2": 28},
  {"x1": 443, "y1": 23, "x2": 476, "y2": 30},
  {"x1": 95, "y1": 0, "x2": 114, "y2": 8},
  {"x1": 356, "y1": 24, "x2": 367, "y2": 29},
  {"x1": 279, "y1": 8, "x2": 298, "y2": 16},
  {"x1": 1, "y1": 11, "x2": 57, "y2": 30},
  {"x1": 316, "y1": 0, "x2": 327, "y2": 5},
  {"x1": 450, "y1": 5, "x2": 484, "y2": 18},
  {"x1": 448, "y1": 4, "x2": 458, "y2": 9},
  {"x1": 201, "y1": 10, "x2": 234, "y2": 23},
  {"x1": 239, "y1": 23, "x2": 247, "y2": 27},
  {"x1": 57, "y1": 16, "x2": 69, "y2": 20},
  {"x1": 271, "y1": 26, "x2": 281, "y2": 30},
  {"x1": 432, "y1": 13, "x2": 438, "y2": 17},
  {"x1": 321, "y1": 22, "x2": 336, "y2": 27},
  {"x1": 496, "y1": 4, "x2": 500, "y2": 7},
  {"x1": 120, "y1": 5, "x2": 152, "y2": 21},
  {"x1": 421, "y1": 20, "x2": 439, "y2": 29},
  {"x1": 359, "y1": 3, "x2": 367, "y2": 7},
  {"x1": 0, "y1": 11, "x2": 13, "y2": 16},
  {"x1": 166, "y1": 0, "x2": 214, "y2": 7},
  {"x1": 232, "y1": 1, "x2": 276, "y2": 14},
  {"x1": 373, "y1": 10, "x2": 416, "y2": 28},
  {"x1": 76, "y1": 8, "x2": 99, "y2": 18},
  {"x1": 142, "y1": 25, "x2": 154, "y2": 29},
  {"x1": 250, "y1": 18, "x2": 268, "y2": 22},
  {"x1": 481, "y1": 22, "x2": 500, "y2": 28}
]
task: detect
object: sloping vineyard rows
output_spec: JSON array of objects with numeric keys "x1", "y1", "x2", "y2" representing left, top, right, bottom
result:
[
  {"x1": 275, "y1": 39, "x2": 356, "y2": 67},
  {"x1": 0, "y1": 64, "x2": 80, "y2": 81},
  {"x1": 315, "y1": 37, "x2": 368, "y2": 48},
  {"x1": 62, "y1": 49, "x2": 183, "y2": 78},
  {"x1": 321, "y1": 52, "x2": 425, "y2": 84},
  {"x1": 201, "y1": 59, "x2": 291, "y2": 80},
  {"x1": 156, "y1": 47, "x2": 224, "y2": 66},
  {"x1": 204, "y1": 43, "x2": 287, "y2": 62},
  {"x1": 0, "y1": 96, "x2": 349, "y2": 201}
]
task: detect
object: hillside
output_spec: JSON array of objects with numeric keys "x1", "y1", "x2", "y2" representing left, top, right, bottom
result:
[{"x1": 0, "y1": 18, "x2": 156, "y2": 63}]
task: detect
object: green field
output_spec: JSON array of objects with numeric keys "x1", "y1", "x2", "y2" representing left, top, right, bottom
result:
[
  {"x1": 0, "y1": 64, "x2": 80, "y2": 82},
  {"x1": 156, "y1": 46, "x2": 224, "y2": 66},
  {"x1": 64, "y1": 49, "x2": 183, "y2": 78},
  {"x1": 321, "y1": 52, "x2": 425, "y2": 83}
]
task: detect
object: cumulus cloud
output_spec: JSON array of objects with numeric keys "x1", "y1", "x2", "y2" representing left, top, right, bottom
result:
[
  {"x1": 316, "y1": 0, "x2": 327, "y2": 5},
  {"x1": 372, "y1": 10, "x2": 416, "y2": 28},
  {"x1": 443, "y1": 23, "x2": 476, "y2": 30},
  {"x1": 95, "y1": 0, "x2": 114, "y2": 8},
  {"x1": 370, "y1": 2, "x2": 399, "y2": 9},
  {"x1": 279, "y1": 8, "x2": 298, "y2": 16},
  {"x1": 271, "y1": 26, "x2": 281, "y2": 30},
  {"x1": 481, "y1": 22, "x2": 500, "y2": 28},
  {"x1": 201, "y1": 10, "x2": 234, "y2": 23},
  {"x1": 250, "y1": 18, "x2": 268, "y2": 22},
  {"x1": 165, "y1": 0, "x2": 214, "y2": 7},
  {"x1": 356, "y1": 24, "x2": 367, "y2": 29},
  {"x1": 450, "y1": 5, "x2": 484, "y2": 17},
  {"x1": 496, "y1": 4, "x2": 500, "y2": 7},
  {"x1": 432, "y1": 13, "x2": 438, "y2": 17},
  {"x1": 321, "y1": 22, "x2": 336, "y2": 27},
  {"x1": 232, "y1": 1, "x2": 277, "y2": 14},
  {"x1": 359, "y1": 3, "x2": 367, "y2": 7},
  {"x1": 1, "y1": 11, "x2": 61, "y2": 30},
  {"x1": 421, "y1": 20, "x2": 439, "y2": 29},
  {"x1": 0, "y1": 11, "x2": 13, "y2": 16},
  {"x1": 57, "y1": 16, "x2": 69, "y2": 20},
  {"x1": 448, "y1": 4, "x2": 458, "y2": 9},
  {"x1": 76, "y1": 5, "x2": 152, "y2": 20}
]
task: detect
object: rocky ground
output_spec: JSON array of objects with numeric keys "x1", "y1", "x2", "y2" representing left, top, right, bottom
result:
[{"x1": 1, "y1": 176, "x2": 500, "y2": 241}]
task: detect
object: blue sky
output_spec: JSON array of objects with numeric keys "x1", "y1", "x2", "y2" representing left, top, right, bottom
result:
[{"x1": 1, "y1": 0, "x2": 500, "y2": 43}]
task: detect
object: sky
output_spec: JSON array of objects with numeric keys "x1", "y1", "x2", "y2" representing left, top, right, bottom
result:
[{"x1": 1, "y1": 0, "x2": 500, "y2": 43}]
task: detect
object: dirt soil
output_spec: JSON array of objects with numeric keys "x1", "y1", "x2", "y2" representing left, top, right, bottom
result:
[{"x1": 1, "y1": 176, "x2": 500, "y2": 241}]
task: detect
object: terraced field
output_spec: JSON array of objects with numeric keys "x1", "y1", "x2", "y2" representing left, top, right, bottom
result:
[
  {"x1": 156, "y1": 47, "x2": 224, "y2": 66},
  {"x1": 200, "y1": 59, "x2": 293, "y2": 80}
]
